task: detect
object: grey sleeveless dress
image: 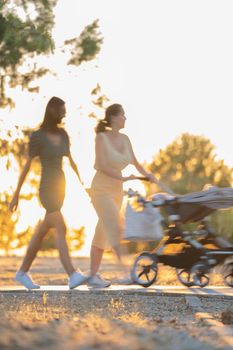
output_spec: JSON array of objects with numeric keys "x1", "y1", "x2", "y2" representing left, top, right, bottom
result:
[{"x1": 28, "y1": 128, "x2": 70, "y2": 213}]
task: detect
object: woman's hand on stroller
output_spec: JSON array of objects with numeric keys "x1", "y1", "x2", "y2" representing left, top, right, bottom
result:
[
  {"x1": 122, "y1": 173, "x2": 176, "y2": 196},
  {"x1": 123, "y1": 174, "x2": 139, "y2": 182},
  {"x1": 144, "y1": 173, "x2": 158, "y2": 183}
]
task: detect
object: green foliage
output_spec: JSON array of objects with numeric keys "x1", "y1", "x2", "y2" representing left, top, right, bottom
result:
[
  {"x1": 0, "y1": 191, "x2": 30, "y2": 255},
  {"x1": 40, "y1": 226, "x2": 85, "y2": 252},
  {"x1": 0, "y1": 2, "x2": 103, "y2": 108},
  {"x1": 0, "y1": 0, "x2": 56, "y2": 107},
  {"x1": 148, "y1": 133, "x2": 233, "y2": 195},
  {"x1": 0, "y1": 125, "x2": 30, "y2": 167},
  {"x1": 65, "y1": 20, "x2": 103, "y2": 66},
  {"x1": 0, "y1": 2, "x2": 103, "y2": 254},
  {"x1": 210, "y1": 209, "x2": 233, "y2": 243},
  {"x1": 0, "y1": 191, "x2": 85, "y2": 254},
  {"x1": 0, "y1": 124, "x2": 40, "y2": 195},
  {"x1": 88, "y1": 83, "x2": 109, "y2": 120},
  {"x1": 69, "y1": 226, "x2": 85, "y2": 252}
]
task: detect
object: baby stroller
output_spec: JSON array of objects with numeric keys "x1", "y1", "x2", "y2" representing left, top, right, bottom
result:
[{"x1": 128, "y1": 185, "x2": 233, "y2": 288}]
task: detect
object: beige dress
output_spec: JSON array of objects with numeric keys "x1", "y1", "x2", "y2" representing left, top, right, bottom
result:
[{"x1": 90, "y1": 132, "x2": 133, "y2": 249}]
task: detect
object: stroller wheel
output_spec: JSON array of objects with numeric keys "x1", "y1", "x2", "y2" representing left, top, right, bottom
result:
[
  {"x1": 223, "y1": 262, "x2": 233, "y2": 287},
  {"x1": 131, "y1": 252, "x2": 158, "y2": 288},
  {"x1": 190, "y1": 262, "x2": 210, "y2": 288},
  {"x1": 176, "y1": 269, "x2": 194, "y2": 287}
]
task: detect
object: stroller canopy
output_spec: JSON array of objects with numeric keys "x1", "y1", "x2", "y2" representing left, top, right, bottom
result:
[
  {"x1": 151, "y1": 186, "x2": 233, "y2": 223},
  {"x1": 177, "y1": 186, "x2": 233, "y2": 210}
]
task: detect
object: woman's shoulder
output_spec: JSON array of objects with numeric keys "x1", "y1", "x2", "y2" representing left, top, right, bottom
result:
[
  {"x1": 95, "y1": 132, "x2": 106, "y2": 140},
  {"x1": 96, "y1": 132, "x2": 130, "y2": 142},
  {"x1": 57, "y1": 128, "x2": 70, "y2": 141},
  {"x1": 120, "y1": 132, "x2": 128, "y2": 138},
  {"x1": 28, "y1": 129, "x2": 42, "y2": 157},
  {"x1": 30, "y1": 128, "x2": 43, "y2": 139},
  {"x1": 58, "y1": 127, "x2": 68, "y2": 136},
  {"x1": 120, "y1": 133, "x2": 131, "y2": 143}
]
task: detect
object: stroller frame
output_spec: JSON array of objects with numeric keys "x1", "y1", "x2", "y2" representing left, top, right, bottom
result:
[{"x1": 128, "y1": 188, "x2": 233, "y2": 288}]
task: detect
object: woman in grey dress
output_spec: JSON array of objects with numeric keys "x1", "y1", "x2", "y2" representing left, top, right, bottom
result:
[{"x1": 10, "y1": 97, "x2": 88, "y2": 289}]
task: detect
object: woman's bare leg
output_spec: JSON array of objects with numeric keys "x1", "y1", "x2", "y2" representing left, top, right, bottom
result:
[
  {"x1": 113, "y1": 244, "x2": 131, "y2": 276},
  {"x1": 113, "y1": 244, "x2": 123, "y2": 263},
  {"x1": 47, "y1": 211, "x2": 75, "y2": 276},
  {"x1": 90, "y1": 245, "x2": 104, "y2": 276},
  {"x1": 19, "y1": 217, "x2": 50, "y2": 272}
]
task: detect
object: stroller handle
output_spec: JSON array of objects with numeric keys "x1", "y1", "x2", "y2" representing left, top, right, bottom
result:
[
  {"x1": 134, "y1": 176, "x2": 150, "y2": 181},
  {"x1": 125, "y1": 188, "x2": 177, "y2": 207},
  {"x1": 132, "y1": 176, "x2": 175, "y2": 195}
]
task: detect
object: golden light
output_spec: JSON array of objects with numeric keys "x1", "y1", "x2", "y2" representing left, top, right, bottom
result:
[{"x1": 1, "y1": 0, "x2": 233, "y2": 257}]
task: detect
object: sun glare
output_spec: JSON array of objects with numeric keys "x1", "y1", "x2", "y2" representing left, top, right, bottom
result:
[{"x1": 1, "y1": 0, "x2": 233, "y2": 257}]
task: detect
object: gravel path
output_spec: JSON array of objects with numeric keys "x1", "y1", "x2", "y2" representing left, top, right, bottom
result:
[{"x1": 0, "y1": 257, "x2": 233, "y2": 349}]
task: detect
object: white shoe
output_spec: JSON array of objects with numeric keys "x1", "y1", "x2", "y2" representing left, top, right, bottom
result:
[
  {"x1": 15, "y1": 271, "x2": 40, "y2": 290},
  {"x1": 68, "y1": 270, "x2": 88, "y2": 289},
  {"x1": 87, "y1": 273, "x2": 111, "y2": 288}
]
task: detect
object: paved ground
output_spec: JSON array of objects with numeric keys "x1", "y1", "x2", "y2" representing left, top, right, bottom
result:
[
  {"x1": 1, "y1": 284, "x2": 233, "y2": 298},
  {"x1": 1, "y1": 258, "x2": 233, "y2": 349}
]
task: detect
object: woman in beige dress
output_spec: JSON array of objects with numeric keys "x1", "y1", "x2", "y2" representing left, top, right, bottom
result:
[{"x1": 88, "y1": 103, "x2": 162, "y2": 287}]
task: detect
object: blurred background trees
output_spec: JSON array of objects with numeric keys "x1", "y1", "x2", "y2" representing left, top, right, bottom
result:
[
  {"x1": 0, "y1": 191, "x2": 30, "y2": 255},
  {"x1": 40, "y1": 226, "x2": 85, "y2": 254},
  {"x1": 147, "y1": 133, "x2": 232, "y2": 195},
  {"x1": 1, "y1": 2, "x2": 233, "y2": 255},
  {"x1": 127, "y1": 133, "x2": 233, "y2": 253},
  {"x1": 0, "y1": 0, "x2": 103, "y2": 108},
  {"x1": 148, "y1": 134, "x2": 233, "y2": 242},
  {"x1": 0, "y1": 0, "x2": 102, "y2": 255}
]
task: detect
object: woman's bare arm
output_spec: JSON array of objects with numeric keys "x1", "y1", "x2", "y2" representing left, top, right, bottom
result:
[
  {"x1": 9, "y1": 157, "x2": 32, "y2": 212},
  {"x1": 126, "y1": 136, "x2": 153, "y2": 177},
  {"x1": 126, "y1": 136, "x2": 175, "y2": 194},
  {"x1": 68, "y1": 154, "x2": 83, "y2": 184}
]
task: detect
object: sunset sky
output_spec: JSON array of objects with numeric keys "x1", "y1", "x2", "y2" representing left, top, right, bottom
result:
[{"x1": 1, "y1": 0, "x2": 233, "y2": 255}]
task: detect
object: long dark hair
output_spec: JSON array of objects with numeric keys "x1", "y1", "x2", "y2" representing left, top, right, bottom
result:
[
  {"x1": 95, "y1": 103, "x2": 123, "y2": 133},
  {"x1": 40, "y1": 96, "x2": 65, "y2": 132}
]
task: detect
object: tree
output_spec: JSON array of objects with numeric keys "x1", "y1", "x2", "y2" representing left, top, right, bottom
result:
[
  {"x1": 147, "y1": 133, "x2": 233, "y2": 195},
  {"x1": 0, "y1": 0, "x2": 55, "y2": 108},
  {"x1": 64, "y1": 20, "x2": 103, "y2": 67},
  {"x1": 145, "y1": 133, "x2": 233, "y2": 242},
  {"x1": 0, "y1": 124, "x2": 40, "y2": 200},
  {"x1": 0, "y1": 191, "x2": 30, "y2": 255},
  {"x1": 0, "y1": 1, "x2": 103, "y2": 254},
  {"x1": 40, "y1": 226, "x2": 85, "y2": 253},
  {"x1": 0, "y1": 1, "x2": 103, "y2": 108},
  {"x1": 0, "y1": 189, "x2": 86, "y2": 254},
  {"x1": 88, "y1": 83, "x2": 110, "y2": 120},
  {"x1": 68, "y1": 226, "x2": 85, "y2": 252}
]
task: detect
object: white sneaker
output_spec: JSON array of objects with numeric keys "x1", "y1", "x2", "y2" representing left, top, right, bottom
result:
[
  {"x1": 15, "y1": 271, "x2": 40, "y2": 290},
  {"x1": 87, "y1": 273, "x2": 111, "y2": 288},
  {"x1": 68, "y1": 270, "x2": 88, "y2": 289}
]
